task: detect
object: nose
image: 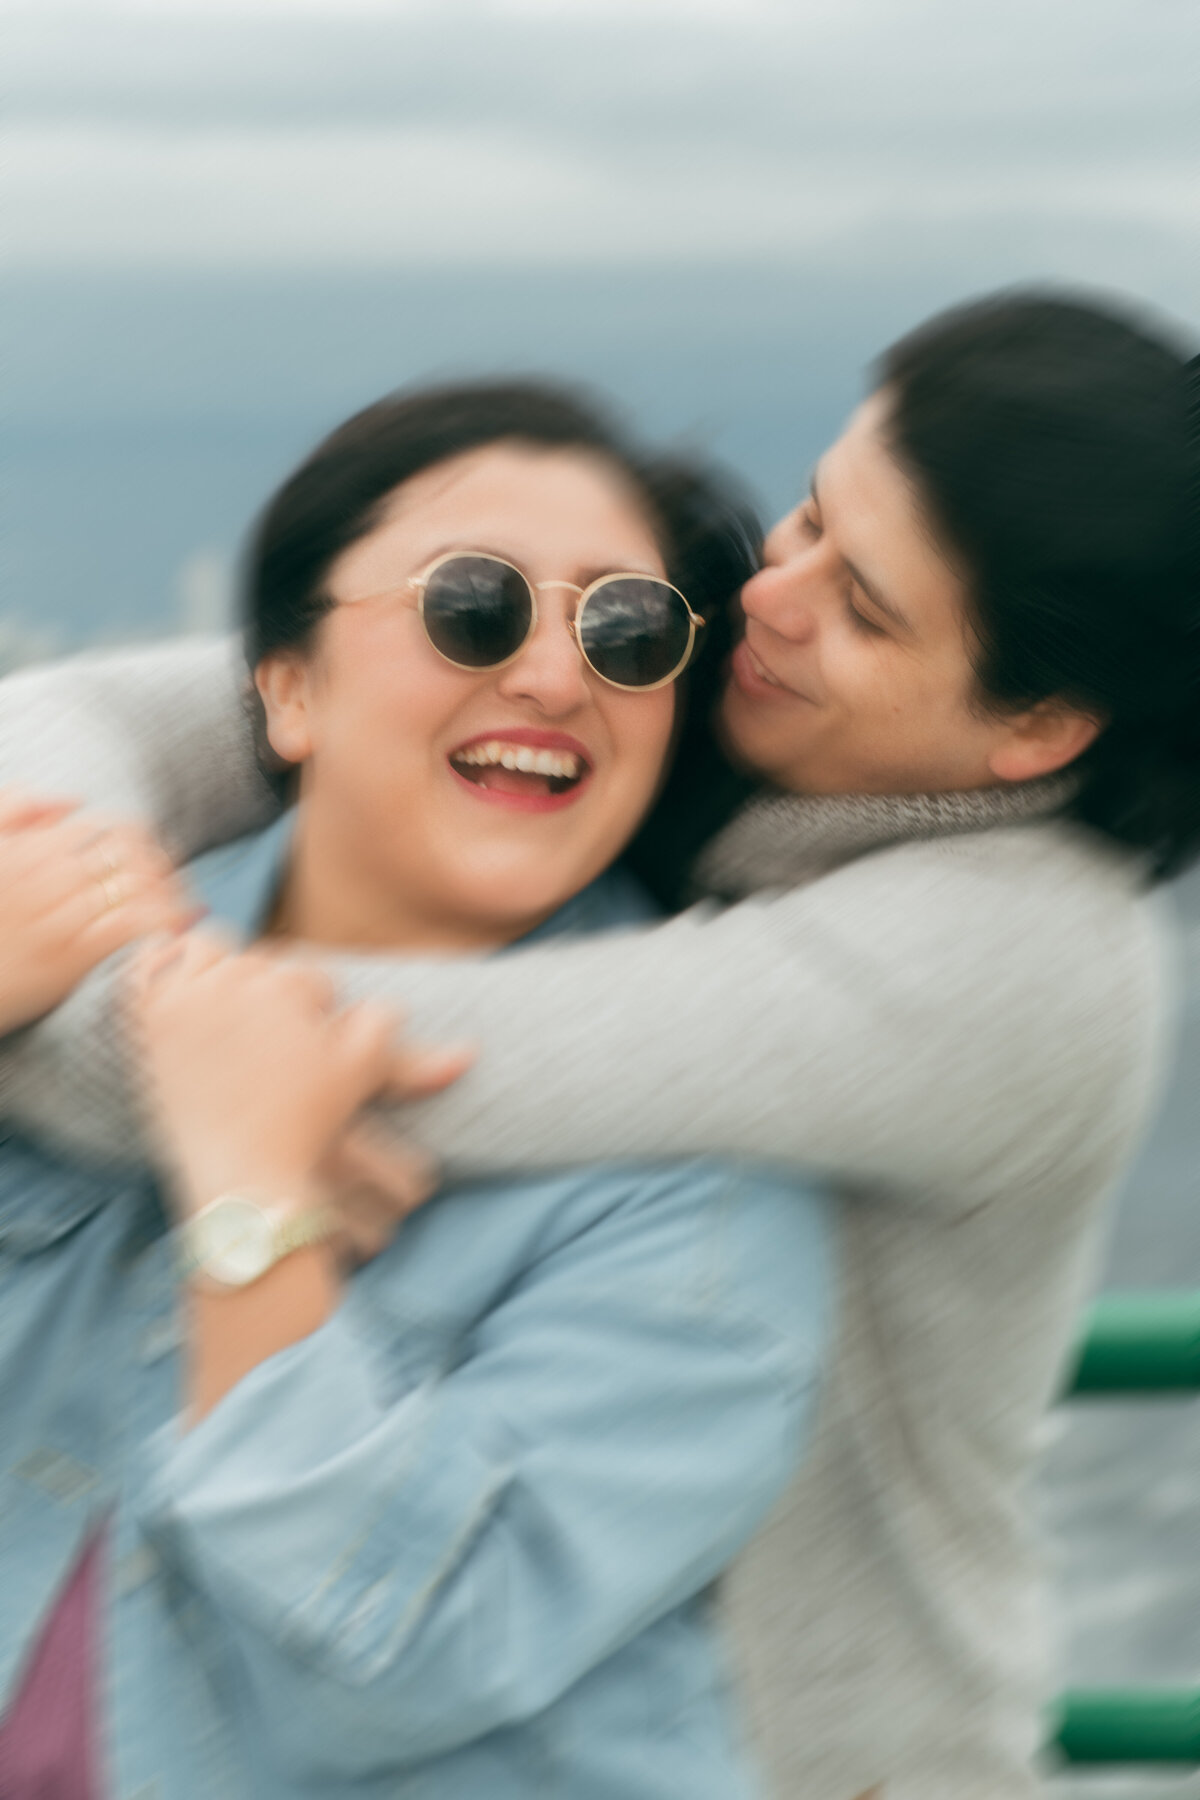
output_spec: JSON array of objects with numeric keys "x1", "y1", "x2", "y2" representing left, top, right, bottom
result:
[
  {"x1": 740, "y1": 556, "x2": 820, "y2": 646},
  {"x1": 493, "y1": 588, "x2": 591, "y2": 715}
]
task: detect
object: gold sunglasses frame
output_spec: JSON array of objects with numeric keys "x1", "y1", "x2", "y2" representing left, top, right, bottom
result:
[{"x1": 398, "y1": 550, "x2": 706, "y2": 693}]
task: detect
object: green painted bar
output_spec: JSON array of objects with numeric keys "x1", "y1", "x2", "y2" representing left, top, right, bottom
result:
[
  {"x1": 1050, "y1": 1689, "x2": 1200, "y2": 1764},
  {"x1": 1047, "y1": 1297, "x2": 1200, "y2": 1766},
  {"x1": 1063, "y1": 1291, "x2": 1200, "y2": 1394}
]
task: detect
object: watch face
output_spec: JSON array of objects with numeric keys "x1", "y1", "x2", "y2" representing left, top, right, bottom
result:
[{"x1": 190, "y1": 1197, "x2": 275, "y2": 1287}]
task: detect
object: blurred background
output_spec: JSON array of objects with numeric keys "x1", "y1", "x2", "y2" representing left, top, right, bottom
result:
[
  {"x1": 5, "y1": 0, "x2": 1198, "y2": 662},
  {"x1": 4, "y1": 0, "x2": 1199, "y2": 1791}
]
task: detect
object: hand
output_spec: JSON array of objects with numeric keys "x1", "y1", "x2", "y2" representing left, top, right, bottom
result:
[
  {"x1": 0, "y1": 788, "x2": 199, "y2": 1036},
  {"x1": 129, "y1": 931, "x2": 472, "y2": 1242},
  {"x1": 319, "y1": 1122, "x2": 443, "y2": 1269},
  {"x1": 131, "y1": 933, "x2": 473, "y2": 1425}
]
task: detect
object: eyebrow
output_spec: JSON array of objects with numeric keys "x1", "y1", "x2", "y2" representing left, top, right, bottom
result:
[{"x1": 809, "y1": 468, "x2": 914, "y2": 635}]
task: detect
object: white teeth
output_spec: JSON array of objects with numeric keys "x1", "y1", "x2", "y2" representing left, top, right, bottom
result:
[{"x1": 452, "y1": 739, "x2": 584, "y2": 780}]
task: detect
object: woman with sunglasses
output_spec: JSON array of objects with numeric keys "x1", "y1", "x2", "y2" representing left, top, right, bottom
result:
[
  {"x1": 0, "y1": 383, "x2": 833, "y2": 1800},
  {"x1": 3, "y1": 290, "x2": 1199, "y2": 1799}
]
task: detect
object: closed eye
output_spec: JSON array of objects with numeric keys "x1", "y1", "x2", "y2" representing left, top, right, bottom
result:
[{"x1": 844, "y1": 587, "x2": 885, "y2": 635}]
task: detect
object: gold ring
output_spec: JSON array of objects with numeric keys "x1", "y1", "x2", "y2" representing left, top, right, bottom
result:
[
  {"x1": 83, "y1": 839, "x2": 123, "y2": 880},
  {"x1": 96, "y1": 872, "x2": 127, "y2": 914}
]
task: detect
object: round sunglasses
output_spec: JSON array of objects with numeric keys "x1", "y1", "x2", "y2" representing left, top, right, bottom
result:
[{"x1": 346, "y1": 551, "x2": 705, "y2": 692}]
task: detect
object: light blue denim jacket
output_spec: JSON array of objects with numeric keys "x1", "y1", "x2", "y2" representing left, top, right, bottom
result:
[{"x1": 0, "y1": 822, "x2": 834, "y2": 1800}]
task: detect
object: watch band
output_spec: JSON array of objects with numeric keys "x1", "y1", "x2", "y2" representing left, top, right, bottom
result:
[
  {"x1": 178, "y1": 1192, "x2": 335, "y2": 1290},
  {"x1": 270, "y1": 1205, "x2": 335, "y2": 1261}
]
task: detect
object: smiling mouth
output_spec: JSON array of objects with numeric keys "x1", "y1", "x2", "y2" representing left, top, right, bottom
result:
[
  {"x1": 745, "y1": 644, "x2": 787, "y2": 689},
  {"x1": 448, "y1": 738, "x2": 589, "y2": 801},
  {"x1": 732, "y1": 636, "x2": 815, "y2": 705}
]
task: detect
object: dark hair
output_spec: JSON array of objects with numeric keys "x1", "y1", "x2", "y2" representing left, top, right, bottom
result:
[
  {"x1": 244, "y1": 378, "x2": 756, "y2": 667},
  {"x1": 878, "y1": 291, "x2": 1200, "y2": 879}
]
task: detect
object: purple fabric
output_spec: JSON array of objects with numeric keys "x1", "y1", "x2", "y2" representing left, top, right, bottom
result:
[{"x1": 0, "y1": 1526, "x2": 105, "y2": 1800}]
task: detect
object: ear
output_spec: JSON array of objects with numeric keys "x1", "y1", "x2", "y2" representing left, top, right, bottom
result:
[
  {"x1": 254, "y1": 653, "x2": 315, "y2": 766},
  {"x1": 985, "y1": 701, "x2": 1103, "y2": 784}
]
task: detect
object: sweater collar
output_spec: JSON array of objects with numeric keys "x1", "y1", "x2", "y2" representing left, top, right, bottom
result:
[{"x1": 691, "y1": 772, "x2": 1078, "y2": 901}]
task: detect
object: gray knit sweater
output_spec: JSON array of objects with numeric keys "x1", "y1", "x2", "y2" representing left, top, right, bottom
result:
[{"x1": 0, "y1": 639, "x2": 1172, "y2": 1799}]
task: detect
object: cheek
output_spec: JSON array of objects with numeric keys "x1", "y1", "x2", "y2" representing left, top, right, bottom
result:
[
  {"x1": 826, "y1": 631, "x2": 898, "y2": 717},
  {"x1": 603, "y1": 690, "x2": 676, "y2": 790},
  {"x1": 854, "y1": 645, "x2": 982, "y2": 747},
  {"x1": 910, "y1": 644, "x2": 984, "y2": 730},
  {"x1": 836, "y1": 627, "x2": 964, "y2": 724},
  {"x1": 322, "y1": 613, "x2": 472, "y2": 759}
]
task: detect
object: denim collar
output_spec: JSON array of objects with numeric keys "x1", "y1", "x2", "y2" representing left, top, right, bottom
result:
[{"x1": 188, "y1": 811, "x2": 656, "y2": 948}]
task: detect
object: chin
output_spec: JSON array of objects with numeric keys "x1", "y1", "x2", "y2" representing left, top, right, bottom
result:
[
  {"x1": 450, "y1": 869, "x2": 585, "y2": 936},
  {"x1": 719, "y1": 709, "x2": 797, "y2": 786},
  {"x1": 714, "y1": 693, "x2": 762, "y2": 770}
]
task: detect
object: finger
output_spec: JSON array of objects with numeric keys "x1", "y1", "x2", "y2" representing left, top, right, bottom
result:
[
  {"x1": 328, "y1": 1000, "x2": 400, "y2": 1080},
  {"x1": 331, "y1": 1191, "x2": 399, "y2": 1267},
  {"x1": 344, "y1": 1181, "x2": 404, "y2": 1240},
  {"x1": 20, "y1": 815, "x2": 187, "y2": 927},
  {"x1": 275, "y1": 944, "x2": 409, "y2": 1023},
  {"x1": 332, "y1": 1121, "x2": 438, "y2": 1218},
  {"x1": 79, "y1": 886, "x2": 206, "y2": 957},
  {"x1": 126, "y1": 933, "x2": 190, "y2": 1005},
  {"x1": 79, "y1": 824, "x2": 160, "y2": 880},
  {"x1": 128, "y1": 918, "x2": 229, "y2": 983},
  {"x1": 175, "y1": 924, "x2": 242, "y2": 973},
  {"x1": 100, "y1": 820, "x2": 174, "y2": 867},
  {"x1": 78, "y1": 828, "x2": 188, "y2": 916},
  {"x1": 324, "y1": 1219, "x2": 357, "y2": 1270},
  {"x1": 132, "y1": 924, "x2": 239, "y2": 996},
  {"x1": 69, "y1": 810, "x2": 162, "y2": 853},
  {"x1": 0, "y1": 789, "x2": 78, "y2": 835},
  {"x1": 127, "y1": 892, "x2": 208, "y2": 937},
  {"x1": 241, "y1": 949, "x2": 338, "y2": 1014},
  {"x1": 384, "y1": 1039, "x2": 477, "y2": 1100},
  {"x1": 45, "y1": 877, "x2": 200, "y2": 981},
  {"x1": 52, "y1": 810, "x2": 140, "y2": 862}
]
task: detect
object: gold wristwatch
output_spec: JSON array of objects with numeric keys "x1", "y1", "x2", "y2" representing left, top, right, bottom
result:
[{"x1": 177, "y1": 1193, "x2": 334, "y2": 1290}]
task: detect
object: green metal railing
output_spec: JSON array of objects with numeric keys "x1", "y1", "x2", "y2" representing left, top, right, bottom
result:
[
  {"x1": 1050, "y1": 1690, "x2": 1200, "y2": 1765},
  {"x1": 1048, "y1": 1291, "x2": 1200, "y2": 1768},
  {"x1": 1065, "y1": 1292, "x2": 1200, "y2": 1396}
]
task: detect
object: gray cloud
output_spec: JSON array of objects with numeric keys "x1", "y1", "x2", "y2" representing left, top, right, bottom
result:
[
  {"x1": 8, "y1": 1, "x2": 1198, "y2": 160},
  {"x1": 4, "y1": 0, "x2": 1197, "y2": 282},
  {"x1": 5, "y1": 0, "x2": 1196, "y2": 652}
]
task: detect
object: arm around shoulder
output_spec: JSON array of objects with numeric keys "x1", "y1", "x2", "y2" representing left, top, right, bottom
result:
[
  {"x1": 331, "y1": 824, "x2": 1164, "y2": 1203},
  {"x1": 2, "y1": 818, "x2": 1164, "y2": 1202},
  {"x1": 0, "y1": 638, "x2": 278, "y2": 1162},
  {"x1": 0, "y1": 636, "x2": 274, "y2": 859}
]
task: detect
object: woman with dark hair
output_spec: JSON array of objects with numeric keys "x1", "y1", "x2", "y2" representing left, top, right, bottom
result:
[
  {"x1": 2, "y1": 288, "x2": 1199, "y2": 1798},
  {"x1": 0, "y1": 383, "x2": 831, "y2": 1799}
]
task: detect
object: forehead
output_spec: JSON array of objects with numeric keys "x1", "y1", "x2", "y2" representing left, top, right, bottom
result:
[
  {"x1": 815, "y1": 394, "x2": 969, "y2": 636},
  {"x1": 341, "y1": 441, "x2": 665, "y2": 589}
]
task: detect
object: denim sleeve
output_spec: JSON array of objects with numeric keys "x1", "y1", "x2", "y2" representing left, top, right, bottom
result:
[{"x1": 135, "y1": 1161, "x2": 833, "y2": 1779}]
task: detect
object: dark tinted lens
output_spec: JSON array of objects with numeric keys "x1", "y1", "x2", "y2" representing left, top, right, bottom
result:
[
  {"x1": 421, "y1": 556, "x2": 532, "y2": 668},
  {"x1": 578, "y1": 578, "x2": 693, "y2": 687}
]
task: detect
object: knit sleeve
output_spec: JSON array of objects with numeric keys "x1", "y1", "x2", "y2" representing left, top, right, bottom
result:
[
  {"x1": 0, "y1": 637, "x2": 275, "y2": 861},
  {"x1": 0, "y1": 638, "x2": 277, "y2": 1151},
  {"x1": 0, "y1": 649, "x2": 1157, "y2": 1210},
  {"x1": 321, "y1": 830, "x2": 1156, "y2": 1205}
]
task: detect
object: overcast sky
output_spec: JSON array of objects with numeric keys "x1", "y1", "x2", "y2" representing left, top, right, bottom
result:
[
  {"x1": 6, "y1": 0, "x2": 1198, "y2": 297},
  {"x1": 4, "y1": 0, "x2": 1197, "y2": 654}
]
